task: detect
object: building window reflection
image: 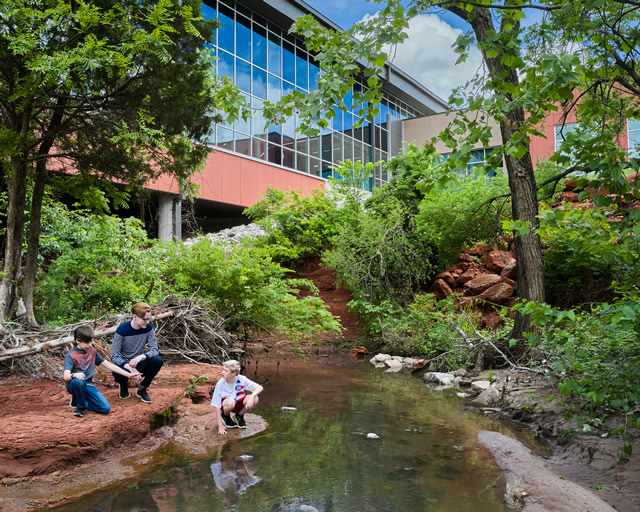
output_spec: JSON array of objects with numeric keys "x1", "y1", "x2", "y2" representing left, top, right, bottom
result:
[{"x1": 203, "y1": 0, "x2": 425, "y2": 187}]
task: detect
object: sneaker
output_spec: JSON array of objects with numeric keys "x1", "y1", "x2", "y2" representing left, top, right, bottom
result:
[
  {"x1": 136, "y1": 386, "x2": 152, "y2": 404},
  {"x1": 119, "y1": 382, "x2": 130, "y2": 399},
  {"x1": 235, "y1": 414, "x2": 246, "y2": 429},
  {"x1": 221, "y1": 413, "x2": 237, "y2": 429},
  {"x1": 73, "y1": 408, "x2": 86, "y2": 418},
  {"x1": 69, "y1": 395, "x2": 77, "y2": 408}
]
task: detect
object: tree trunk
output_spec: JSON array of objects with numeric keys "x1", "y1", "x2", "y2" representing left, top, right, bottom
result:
[
  {"x1": 21, "y1": 165, "x2": 48, "y2": 327},
  {"x1": 0, "y1": 159, "x2": 28, "y2": 321},
  {"x1": 453, "y1": 6, "x2": 546, "y2": 347}
]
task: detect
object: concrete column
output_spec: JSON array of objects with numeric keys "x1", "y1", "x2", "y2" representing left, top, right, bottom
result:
[{"x1": 157, "y1": 194, "x2": 174, "y2": 241}]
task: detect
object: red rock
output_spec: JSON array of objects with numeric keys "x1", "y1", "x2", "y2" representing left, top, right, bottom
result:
[
  {"x1": 435, "y1": 271, "x2": 456, "y2": 288},
  {"x1": 478, "y1": 282, "x2": 515, "y2": 304},
  {"x1": 459, "y1": 253, "x2": 475, "y2": 263},
  {"x1": 500, "y1": 260, "x2": 517, "y2": 280},
  {"x1": 501, "y1": 276, "x2": 517, "y2": 290},
  {"x1": 464, "y1": 273, "x2": 502, "y2": 295},
  {"x1": 481, "y1": 249, "x2": 516, "y2": 273},
  {"x1": 431, "y1": 278, "x2": 453, "y2": 300},
  {"x1": 457, "y1": 269, "x2": 477, "y2": 286}
]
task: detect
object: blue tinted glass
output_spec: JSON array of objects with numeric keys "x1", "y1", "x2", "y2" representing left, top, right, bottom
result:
[
  {"x1": 218, "y1": 50, "x2": 233, "y2": 78},
  {"x1": 309, "y1": 62, "x2": 320, "y2": 91},
  {"x1": 380, "y1": 103, "x2": 388, "y2": 125},
  {"x1": 268, "y1": 74, "x2": 281, "y2": 101},
  {"x1": 333, "y1": 107, "x2": 343, "y2": 132},
  {"x1": 253, "y1": 25, "x2": 267, "y2": 69},
  {"x1": 295, "y1": 47, "x2": 308, "y2": 90},
  {"x1": 201, "y1": 2, "x2": 216, "y2": 21},
  {"x1": 344, "y1": 113, "x2": 353, "y2": 132},
  {"x1": 236, "y1": 14, "x2": 251, "y2": 61},
  {"x1": 253, "y1": 67, "x2": 267, "y2": 99},
  {"x1": 268, "y1": 32, "x2": 281, "y2": 75},
  {"x1": 236, "y1": 59, "x2": 251, "y2": 92},
  {"x1": 282, "y1": 80, "x2": 294, "y2": 96},
  {"x1": 282, "y1": 41, "x2": 295, "y2": 84},
  {"x1": 218, "y1": 5, "x2": 234, "y2": 53},
  {"x1": 344, "y1": 89, "x2": 352, "y2": 112}
]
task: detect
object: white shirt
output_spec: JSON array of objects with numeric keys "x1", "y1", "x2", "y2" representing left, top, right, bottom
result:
[{"x1": 211, "y1": 374, "x2": 259, "y2": 408}]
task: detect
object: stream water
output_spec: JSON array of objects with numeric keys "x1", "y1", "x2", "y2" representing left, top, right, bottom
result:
[{"x1": 47, "y1": 355, "x2": 548, "y2": 511}]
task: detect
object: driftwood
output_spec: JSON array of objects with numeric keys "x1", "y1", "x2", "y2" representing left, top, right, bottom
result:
[
  {"x1": 0, "y1": 311, "x2": 175, "y2": 362},
  {"x1": 0, "y1": 297, "x2": 234, "y2": 377}
]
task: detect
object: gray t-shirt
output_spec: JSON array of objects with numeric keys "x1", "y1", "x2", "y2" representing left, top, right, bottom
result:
[{"x1": 64, "y1": 347, "x2": 105, "y2": 381}]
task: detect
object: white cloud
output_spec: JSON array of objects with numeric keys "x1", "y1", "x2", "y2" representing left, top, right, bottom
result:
[{"x1": 384, "y1": 15, "x2": 484, "y2": 102}]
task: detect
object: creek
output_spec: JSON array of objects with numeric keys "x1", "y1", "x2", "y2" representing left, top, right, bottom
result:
[{"x1": 47, "y1": 355, "x2": 549, "y2": 511}]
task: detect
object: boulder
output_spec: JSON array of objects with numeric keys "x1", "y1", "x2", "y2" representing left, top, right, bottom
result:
[
  {"x1": 500, "y1": 259, "x2": 517, "y2": 280},
  {"x1": 481, "y1": 249, "x2": 516, "y2": 273},
  {"x1": 435, "y1": 271, "x2": 456, "y2": 288},
  {"x1": 464, "y1": 273, "x2": 502, "y2": 295},
  {"x1": 431, "y1": 278, "x2": 453, "y2": 300},
  {"x1": 457, "y1": 268, "x2": 477, "y2": 286},
  {"x1": 478, "y1": 282, "x2": 514, "y2": 304},
  {"x1": 370, "y1": 353, "x2": 392, "y2": 364},
  {"x1": 471, "y1": 384, "x2": 501, "y2": 406},
  {"x1": 423, "y1": 372, "x2": 456, "y2": 389},
  {"x1": 471, "y1": 380, "x2": 491, "y2": 392}
]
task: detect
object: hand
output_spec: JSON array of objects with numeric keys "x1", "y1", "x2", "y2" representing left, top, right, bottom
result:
[
  {"x1": 129, "y1": 371, "x2": 142, "y2": 381},
  {"x1": 73, "y1": 372, "x2": 86, "y2": 380},
  {"x1": 129, "y1": 355, "x2": 145, "y2": 369},
  {"x1": 218, "y1": 424, "x2": 227, "y2": 435}
]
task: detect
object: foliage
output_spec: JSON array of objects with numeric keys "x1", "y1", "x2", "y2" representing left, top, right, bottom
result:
[
  {"x1": 417, "y1": 170, "x2": 510, "y2": 267},
  {"x1": 538, "y1": 205, "x2": 637, "y2": 294},
  {"x1": 324, "y1": 205, "x2": 436, "y2": 306},
  {"x1": 519, "y1": 295, "x2": 640, "y2": 435},
  {"x1": 349, "y1": 293, "x2": 481, "y2": 368},
  {"x1": 35, "y1": 212, "x2": 167, "y2": 325},
  {"x1": 244, "y1": 187, "x2": 340, "y2": 264},
  {"x1": 183, "y1": 375, "x2": 210, "y2": 400},
  {"x1": 164, "y1": 238, "x2": 341, "y2": 340}
]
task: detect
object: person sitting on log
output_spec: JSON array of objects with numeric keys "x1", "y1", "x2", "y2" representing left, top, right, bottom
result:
[
  {"x1": 110, "y1": 302, "x2": 164, "y2": 404},
  {"x1": 64, "y1": 325, "x2": 141, "y2": 418}
]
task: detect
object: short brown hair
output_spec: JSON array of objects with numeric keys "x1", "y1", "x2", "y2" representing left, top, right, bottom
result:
[
  {"x1": 74, "y1": 325, "x2": 94, "y2": 344},
  {"x1": 131, "y1": 302, "x2": 151, "y2": 317}
]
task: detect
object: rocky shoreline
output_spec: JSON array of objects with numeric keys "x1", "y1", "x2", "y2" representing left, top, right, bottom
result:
[{"x1": 369, "y1": 351, "x2": 640, "y2": 512}]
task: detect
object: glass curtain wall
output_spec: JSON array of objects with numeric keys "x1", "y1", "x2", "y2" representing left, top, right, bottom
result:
[{"x1": 202, "y1": 0, "x2": 424, "y2": 187}]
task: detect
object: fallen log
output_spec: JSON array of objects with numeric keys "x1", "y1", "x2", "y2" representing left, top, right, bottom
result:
[{"x1": 0, "y1": 311, "x2": 175, "y2": 362}]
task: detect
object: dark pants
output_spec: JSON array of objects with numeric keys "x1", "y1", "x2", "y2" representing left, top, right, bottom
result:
[
  {"x1": 113, "y1": 355, "x2": 163, "y2": 388},
  {"x1": 67, "y1": 379, "x2": 111, "y2": 413}
]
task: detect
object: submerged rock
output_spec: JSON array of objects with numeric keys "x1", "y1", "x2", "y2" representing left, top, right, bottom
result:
[{"x1": 423, "y1": 372, "x2": 456, "y2": 389}]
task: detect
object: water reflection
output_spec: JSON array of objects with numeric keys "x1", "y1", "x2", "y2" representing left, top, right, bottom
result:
[
  {"x1": 45, "y1": 357, "x2": 543, "y2": 511},
  {"x1": 210, "y1": 447, "x2": 262, "y2": 499}
]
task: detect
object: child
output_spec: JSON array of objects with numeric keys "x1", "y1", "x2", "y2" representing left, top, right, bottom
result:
[
  {"x1": 64, "y1": 325, "x2": 141, "y2": 418},
  {"x1": 212, "y1": 360, "x2": 263, "y2": 434}
]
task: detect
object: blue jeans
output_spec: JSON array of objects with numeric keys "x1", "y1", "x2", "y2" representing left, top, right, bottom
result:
[{"x1": 66, "y1": 378, "x2": 111, "y2": 414}]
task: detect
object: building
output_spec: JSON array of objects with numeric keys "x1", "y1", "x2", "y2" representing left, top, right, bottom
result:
[{"x1": 148, "y1": 0, "x2": 448, "y2": 239}]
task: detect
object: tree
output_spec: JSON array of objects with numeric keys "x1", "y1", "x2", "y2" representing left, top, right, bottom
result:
[
  {"x1": 265, "y1": 0, "x2": 640, "y2": 347},
  {"x1": 0, "y1": 0, "x2": 245, "y2": 324}
]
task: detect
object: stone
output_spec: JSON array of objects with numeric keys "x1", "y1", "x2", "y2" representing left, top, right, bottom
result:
[
  {"x1": 403, "y1": 358, "x2": 419, "y2": 369},
  {"x1": 478, "y1": 282, "x2": 514, "y2": 304},
  {"x1": 366, "y1": 433, "x2": 380, "y2": 439},
  {"x1": 456, "y1": 392, "x2": 470, "y2": 398},
  {"x1": 431, "y1": 278, "x2": 453, "y2": 300},
  {"x1": 500, "y1": 259, "x2": 517, "y2": 280},
  {"x1": 435, "y1": 271, "x2": 456, "y2": 288},
  {"x1": 385, "y1": 358, "x2": 403, "y2": 371},
  {"x1": 452, "y1": 368, "x2": 468, "y2": 377},
  {"x1": 457, "y1": 269, "x2": 477, "y2": 285},
  {"x1": 281, "y1": 406, "x2": 297, "y2": 412},
  {"x1": 236, "y1": 455, "x2": 254, "y2": 461},
  {"x1": 471, "y1": 380, "x2": 491, "y2": 392},
  {"x1": 471, "y1": 384, "x2": 501, "y2": 407},
  {"x1": 423, "y1": 372, "x2": 456, "y2": 389},
  {"x1": 481, "y1": 249, "x2": 516, "y2": 273},
  {"x1": 370, "y1": 353, "x2": 392, "y2": 364},
  {"x1": 463, "y1": 273, "x2": 501, "y2": 295}
]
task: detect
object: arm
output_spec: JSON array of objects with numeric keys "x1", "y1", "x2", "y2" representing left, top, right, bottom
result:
[
  {"x1": 100, "y1": 360, "x2": 142, "y2": 381},
  {"x1": 129, "y1": 328, "x2": 159, "y2": 368},
  {"x1": 215, "y1": 406, "x2": 227, "y2": 435},
  {"x1": 110, "y1": 331, "x2": 128, "y2": 367},
  {"x1": 64, "y1": 369, "x2": 86, "y2": 383}
]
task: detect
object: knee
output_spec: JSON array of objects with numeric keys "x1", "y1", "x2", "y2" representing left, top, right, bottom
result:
[
  {"x1": 222, "y1": 398, "x2": 235, "y2": 411},
  {"x1": 149, "y1": 355, "x2": 163, "y2": 368},
  {"x1": 98, "y1": 405, "x2": 111, "y2": 415}
]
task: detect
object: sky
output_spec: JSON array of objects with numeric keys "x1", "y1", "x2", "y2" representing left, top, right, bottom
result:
[{"x1": 302, "y1": 0, "x2": 540, "y2": 102}]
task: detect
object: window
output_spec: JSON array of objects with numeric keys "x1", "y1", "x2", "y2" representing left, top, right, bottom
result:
[
  {"x1": 554, "y1": 123, "x2": 578, "y2": 152},
  {"x1": 628, "y1": 119, "x2": 640, "y2": 159}
]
